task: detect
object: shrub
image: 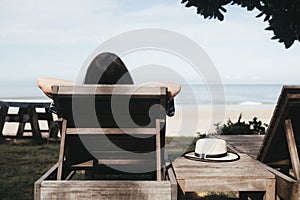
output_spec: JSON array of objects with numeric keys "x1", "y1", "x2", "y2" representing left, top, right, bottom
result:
[{"x1": 215, "y1": 113, "x2": 268, "y2": 135}]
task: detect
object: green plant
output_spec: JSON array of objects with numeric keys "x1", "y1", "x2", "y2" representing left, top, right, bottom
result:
[{"x1": 215, "y1": 113, "x2": 268, "y2": 135}]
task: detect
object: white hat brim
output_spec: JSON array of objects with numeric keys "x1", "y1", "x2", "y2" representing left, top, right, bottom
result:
[{"x1": 184, "y1": 151, "x2": 240, "y2": 162}]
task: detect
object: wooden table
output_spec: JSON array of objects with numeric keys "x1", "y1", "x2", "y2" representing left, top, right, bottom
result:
[
  {"x1": 172, "y1": 152, "x2": 276, "y2": 199},
  {"x1": 216, "y1": 135, "x2": 265, "y2": 159},
  {"x1": 0, "y1": 100, "x2": 52, "y2": 142}
]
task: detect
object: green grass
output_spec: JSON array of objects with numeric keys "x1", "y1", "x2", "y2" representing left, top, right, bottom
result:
[
  {"x1": 0, "y1": 137, "x2": 238, "y2": 200},
  {"x1": 0, "y1": 140, "x2": 59, "y2": 200}
]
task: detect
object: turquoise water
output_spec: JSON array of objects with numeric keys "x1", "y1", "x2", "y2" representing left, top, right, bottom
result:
[{"x1": 0, "y1": 82, "x2": 283, "y2": 105}]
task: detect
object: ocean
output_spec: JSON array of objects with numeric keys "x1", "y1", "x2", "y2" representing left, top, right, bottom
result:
[
  {"x1": 175, "y1": 84, "x2": 282, "y2": 106},
  {"x1": 0, "y1": 82, "x2": 283, "y2": 106}
]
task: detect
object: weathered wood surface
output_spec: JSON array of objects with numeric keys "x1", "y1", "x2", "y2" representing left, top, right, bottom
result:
[
  {"x1": 52, "y1": 84, "x2": 167, "y2": 96},
  {"x1": 66, "y1": 127, "x2": 157, "y2": 135},
  {"x1": 284, "y1": 119, "x2": 300, "y2": 181},
  {"x1": 35, "y1": 163, "x2": 177, "y2": 200},
  {"x1": 257, "y1": 86, "x2": 300, "y2": 164},
  {"x1": 39, "y1": 181, "x2": 171, "y2": 200},
  {"x1": 173, "y1": 153, "x2": 275, "y2": 199},
  {"x1": 216, "y1": 135, "x2": 264, "y2": 158},
  {"x1": 264, "y1": 165, "x2": 299, "y2": 200},
  {"x1": 255, "y1": 86, "x2": 300, "y2": 199}
]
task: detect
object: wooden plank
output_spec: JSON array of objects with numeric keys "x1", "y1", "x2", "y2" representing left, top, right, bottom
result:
[
  {"x1": 166, "y1": 165, "x2": 177, "y2": 200},
  {"x1": 284, "y1": 119, "x2": 300, "y2": 181},
  {"x1": 184, "y1": 178, "x2": 271, "y2": 192},
  {"x1": 264, "y1": 165, "x2": 298, "y2": 200},
  {"x1": 257, "y1": 87, "x2": 289, "y2": 162},
  {"x1": 66, "y1": 128, "x2": 156, "y2": 135},
  {"x1": 35, "y1": 163, "x2": 58, "y2": 200},
  {"x1": 156, "y1": 119, "x2": 161, "y2": 181},
  {"x1": 264, "y1": 178, "x2": 276, "y2": 200},
  {"x1": 0, "y1": 100, "x2": 51, "y2": 108},
  {"x1": 38, "y1": 176, "x2": 172, "y2": 200},
  {"x1": 215, "y1": 135, "x2": 264, "y2": 158},
  {"x1": 52, "y1": 85, "x2": 167, "y2": 95},
  {"x1": 57, "y1": 119, "x2": 67, "y2": 180},
  {"x1": 39, "y1": 188, "x2": 171, "y2": 200},
  {"x1": 267, "y1": 159, "x2": 291, "y2": 167},
  {"x1": 97, "y1": 159, "x2": 155, "y2": 165}
]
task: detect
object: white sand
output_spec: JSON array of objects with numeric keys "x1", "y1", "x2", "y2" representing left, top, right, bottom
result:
[
  {"x1": 166, "y1": 104, "x2": 275, "y2": 137},
  {"x1": 2, "y1": 104, "x2": 275, "y2": 138}
]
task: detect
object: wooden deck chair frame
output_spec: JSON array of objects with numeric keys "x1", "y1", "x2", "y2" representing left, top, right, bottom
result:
[
  {"x1": 258, "y1": 86, "x2": 300, "y2": 200},
  {"x1": 51, "y1": 85, "x2": 168, "y2": 181}
]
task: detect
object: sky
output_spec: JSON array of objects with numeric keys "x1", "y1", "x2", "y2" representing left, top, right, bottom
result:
[{"x1": 0, "y1": 0, "x2": 300, "y2": 97}]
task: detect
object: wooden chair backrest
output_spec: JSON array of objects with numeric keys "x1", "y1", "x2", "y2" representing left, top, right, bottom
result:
[
  {"x1": 52, "y1": 85, "x2": 168, "y2": 180},
  {"x1": 258, "y1": 86, "x2": 300, "y2": 164},
  {"x1": 52, "y1": 85, "x2": 167, "y2": 128}
]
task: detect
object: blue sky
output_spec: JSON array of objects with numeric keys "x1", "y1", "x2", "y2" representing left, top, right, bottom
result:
[{"x1": 0, "y1": 0, "x2": 299, "y2": 97}]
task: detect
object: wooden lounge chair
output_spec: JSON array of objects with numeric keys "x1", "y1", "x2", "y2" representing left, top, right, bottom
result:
[
  {"x1": 51, "y1": 85, "x2": 168, "y2": 181},
  {"x1": 257, "y1": 86, "x2": 300, "y2": 200}
]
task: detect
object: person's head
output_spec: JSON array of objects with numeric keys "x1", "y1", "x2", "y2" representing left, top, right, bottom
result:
[{"x1": 83, "y1": 52, "x2": 133, "y2": 84}]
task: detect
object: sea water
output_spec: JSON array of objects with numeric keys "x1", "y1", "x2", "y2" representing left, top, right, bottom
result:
[
  {"x1": 0, "y1": 82, "x2": 283, "y2": 106},
  {"x1": 174, "y1": 84, "x2": 282, "y2": 106}
]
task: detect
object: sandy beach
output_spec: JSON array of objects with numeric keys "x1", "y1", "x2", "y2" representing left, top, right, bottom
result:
[
  {"x1": 167, "y1": 104, "x2": 275, "y2": 136},
  {"x1": 2, "y1": 104, "x2": 275, "y2": 138}
]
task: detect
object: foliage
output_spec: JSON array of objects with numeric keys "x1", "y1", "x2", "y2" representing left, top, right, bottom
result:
[
  {"x1": 181, "y1": 0, "x2": 300, "y2": 48},
  {"x1": 215, "y1": 113, "x2": 268, "y2": 135}
]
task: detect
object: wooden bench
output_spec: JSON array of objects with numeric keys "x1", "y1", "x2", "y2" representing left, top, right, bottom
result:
[
  {"x1": 0, "y1": 100, "x2": 53, "y2": 142},
  {"x1": 172, "y1": 148, "x2": 276, "y2": 199}
]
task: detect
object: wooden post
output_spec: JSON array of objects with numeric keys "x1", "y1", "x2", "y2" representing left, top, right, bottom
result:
[
  {"x1": 57, "y1": 119, "x2": 67, "y2": 180},
  {"x1": 0, "y1": 106, "x2": 8, "y2": 141},
  {"x1": 16, "y1": 108, "x2": 26, "y2": 138},
  {"x1": 29, "y1": 108, "x2": 42, "y2": 143},
  {"x1": 284, "y1": 119, "x2": 300, "y2": 181},
  {"x1": 264, "y1": 179, "x2": 276, "y2": 200},
  {"x1": 156, "y1": 119, "x2": 161, "y2": 181}
]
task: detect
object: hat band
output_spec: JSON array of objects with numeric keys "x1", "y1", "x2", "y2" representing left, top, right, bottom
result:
[{"x1": 195, "y1": 152, "x2": 228, "y2": 159}]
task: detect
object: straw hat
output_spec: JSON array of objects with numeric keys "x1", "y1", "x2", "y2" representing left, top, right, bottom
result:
[{"x1": 184, "y1": 138, "x2": 240, "y2": 162}]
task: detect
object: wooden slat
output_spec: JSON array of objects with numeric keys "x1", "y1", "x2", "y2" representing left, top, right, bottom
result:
[
  {"x1": 156, "y1": 119, "x2": 161, "y2": 181},
  {"x1": 34, "y1": 163, "x2": 59, "y2": 200},
  {"x1": 52, "y1": 85, "x2": 167, "y2": 95},
  {"x1": 57, "y1": 119, "x2": 67, "y2": 180},
  {"x1": 98, "y1": 159, "x2": 155, "y2": 165},
  {"x1": 216, "y1": 135, "x2": 264, "y2": 158},
  {"x1": 66, "y1": 128, "x2": 156, "y2": 135},
  {"x1": 166, "y1": 165, "x2": 177, "y2": 200},
  {"x1": 40, "y1": 180, "x2": 171, "y2": 200},
  {"x1": 257, "y1": 87, "x2": 289, "y2": 162},
  {"x1": 267, "y1": 159, "x2": 291, "y2": 167},
  {"x1": 264, "y1": 165, "x2": 299, "y2": 200},
  {"x1": 0, "y1": 100, "x2": 51, "y2": 108},
  {"x1": 284, "y1": 119, "x2": 300, "y2": 181}
]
